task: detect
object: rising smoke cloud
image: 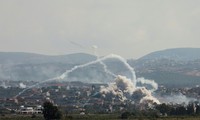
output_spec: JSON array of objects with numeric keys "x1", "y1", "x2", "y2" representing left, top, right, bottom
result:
[
  {"x1": 0, "y1": 81, "x2": 8, "y2": 89},
  {"x1": 19, "y1": 82, "x2": 26, "y2": 89},
  {"x1": 15, "y1": 54, "x2": 136, "y2": 97},
  {"x1": 137, "y1": 78, "x2": 158, "y2": 92},
  {"x1": 100, "y1": 75, "x2": 160, "y2": 105},
  {"x1": 14, "y1": 52, "x2": 194, "y2": 106},
  {"x1": 158, "y1": 93, "x2": 197, "y2": 104},
  {"x1": 14, "y1": 53, "x2": 160, "y2": 106}
]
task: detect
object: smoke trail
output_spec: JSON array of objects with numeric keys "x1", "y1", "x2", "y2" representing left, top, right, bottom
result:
[
  {"x1": 15, "y1": 54, "x2": 136, "y2": 97},
  {"x1": 92, "y1": 45, "x2": 117, "y2": 78},
  {"x1": 100, "y1": 61, "x2": 117, "y2": 78},
  {"x1": 15, "y1": 77, "x2": 57, "y2": 98},
  {"x1": 58, "y1": 54, "x2": 135, "y2": 81},
  {"x1": 110, "y1": 54, "x2": 136, "y2": 82},
  {"x1": 137, "y1": 78, "x2": 158, "y2": 92},
  {"x1": 69, "y1": 41, "x2": 86, "y2": 49}
]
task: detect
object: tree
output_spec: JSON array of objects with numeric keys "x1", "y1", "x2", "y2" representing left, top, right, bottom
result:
[
  {"x1": 43, "y1": 101, "x2": 62, "y2": 120},
  {"x1": 187, "y1": 103, "x2": 195, "y2": 115},
  {"x1": 196, "y1": 105, "x2": 200, "y2": 115},
  {"x1": 121, "y1": 112, "x2": 131, "y2": 119},
  {"x1": 156, "y1": 103, "x2": 171, "y2": 115}
]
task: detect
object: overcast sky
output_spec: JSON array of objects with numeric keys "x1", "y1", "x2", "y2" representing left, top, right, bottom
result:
[{"x1": 0, "y1": 0, "x2": 200, "y2": 59}]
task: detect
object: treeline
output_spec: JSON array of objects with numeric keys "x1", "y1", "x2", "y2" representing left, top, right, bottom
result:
[
  {"x1": 156, "y1": 102, "x2": 200, "y2": 116},
  {"x1": 120, "y1": 101, "x2": 200, "y2": 119}
]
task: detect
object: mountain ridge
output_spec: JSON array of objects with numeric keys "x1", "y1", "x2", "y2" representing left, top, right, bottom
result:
[
  {"x1": 0, "y1": 48, "x2": 200, "y2": 88},
  {"x1": 0, "y1": 52, "x2": 96, "y2": 64},
  {"x1": 139, "y1": 48, "x2": 200, "y2": 61}
]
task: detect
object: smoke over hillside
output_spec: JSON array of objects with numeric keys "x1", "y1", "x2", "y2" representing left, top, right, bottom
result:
[
  {"x1": 0, "y1": 52, "x2": 198, "y2": 106},
  {"x1": 100, "y1": 75, "x2": 160, "y2": 105}
]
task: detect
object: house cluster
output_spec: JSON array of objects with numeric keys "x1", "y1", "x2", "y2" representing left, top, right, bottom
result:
[
  {"x1": 18, "y1": 105, "x2": 43, "y2": 114},
  {"x1": 0, "y1": 81, "x2": 200, "y2": 115}
]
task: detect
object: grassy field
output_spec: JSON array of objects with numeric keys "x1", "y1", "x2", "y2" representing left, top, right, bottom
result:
[
  {"x1": 1, "y1": 114, "x2": 200, "y2": 120},
  {"x1": 0, "y1": 115, "x2": 43, "y2": 120}
]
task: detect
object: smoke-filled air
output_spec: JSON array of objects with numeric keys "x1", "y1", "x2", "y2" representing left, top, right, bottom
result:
[
  {"x1": 13, "y1": 43, "x2": 198, "y2": 108},
  {"x1": 2, "y1": 1, "x2": 200, "y2": 119},
  {"x1": 100, "y1": 75, "x2": 160, "y2": 105},
  {"x1": 14, "y1": 51, "x2": 163, "y2": 107}
]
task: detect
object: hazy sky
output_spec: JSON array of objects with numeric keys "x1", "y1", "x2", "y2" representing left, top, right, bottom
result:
[{"x1": 0, "y1": 0, "x2": 200, "y2": 58}]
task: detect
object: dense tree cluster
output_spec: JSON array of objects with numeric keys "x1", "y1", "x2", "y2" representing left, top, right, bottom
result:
[
  {"x1": 43, "y1": 101, "x2": 62, "y2": 120},
  {"x1": 156, "y1": 102, "x2": 200, "y2": 116},
  {"x1": 119, "y1": 101, "x2": 200, "y2": 119}
]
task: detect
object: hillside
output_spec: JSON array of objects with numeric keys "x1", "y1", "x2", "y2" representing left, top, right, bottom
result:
[
  {"x1": 0, "y1": 52, "x2": 97, "y2": 81},
  {"x1": 0, "y1": 52, "x2": 96, "y2": 64},
  {"x1": 129, "y1": 48, "x2": 200, "y2": 88},
  {"x1": 0, "y1": 48, "x2": 200, "y2": 88},
  {"x1": 0, "y1": 52, "x2": 130, "y2": 83},
  {"x1": 139, "y1": 48, "x2": 200, "y2": 61}
]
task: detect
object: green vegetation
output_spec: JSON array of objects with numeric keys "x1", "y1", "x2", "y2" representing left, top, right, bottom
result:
[
  {"x1": 43, "y1": 101, "x2": 62, "y2": 120},
  {"x1": 1, "y1": 114, "x2": 200, "y2": 120},
  {"x1": 139, "y1": 71, "x2": 200, "y2": 87},
  {"x1": 0, "y1": 115, "x2": 43, "y2": 120}
]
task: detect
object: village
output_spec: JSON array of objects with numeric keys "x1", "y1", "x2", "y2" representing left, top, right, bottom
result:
[{"x1": 0, "y1": 80, "x2": 200, "y2": 116}]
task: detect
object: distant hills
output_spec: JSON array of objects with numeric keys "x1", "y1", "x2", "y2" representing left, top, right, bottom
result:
[
  {"x1": 129, "y1": 48, "x2": 200, "y2": 88},
  {"x1": 139, "y1": 48, "x2": 200, "y2": 61},
  {"x1": 0, "y1": 52, "x2": 96, "y2": 82},
  {"x1": 0, "y1": 52, "x2": 96, "y2": 64},
  {"x1": 0, "y1": 48, "x2": 200, "y2": 88}
]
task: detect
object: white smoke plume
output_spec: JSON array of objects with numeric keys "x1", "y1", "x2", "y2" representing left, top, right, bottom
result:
[
  {"x1": 100, "y1": 83, "x2": 127, "y2": 102},
  {"x1": 15, "y1": 54, "x2": 136, "y2": 97},
  {"x1": 92, "y1": 45, "x2": 117, "y2": 78},
  {"x1": 1, "y1": 81, "x2": 8, "y2": 89},
  {"x1": 100, "y1": 75, "x2": 135, "y2": 101},
  {"x1": 15, "y1": 77, "x2": 57, "y2": 97},
  {"x1": 137, "y1": 78, "x2": 158, "y2": 92},
  {"x1": 58, "y1": 54, "x2": 136, "y2": 83},
  {"x1": 13, "y1": 50, "x2": 195, "y2": 107},
  {"x1": 14, "y1": 51, "x2": 161, "y2": 109},
  {"x1": 158, "y1": 93, "x2": 197, "y2": 104},
  {"x1": 133, "y1": 87, "x2": 160, "y2": 104},
  {"x1": 100, "y1": 60, "x2": 117, "y2": 78},
  {"x1": 19, "y1": 82, "x2": 26, "y2": 89},
  {"x1": 100, "y1": 75, "x2": 160, "y2": 105},
  {"x1": 92, "y1": 45, "x2": 98, "y2": 56},
  {"x1": 115, "y1": 75, "x2": 135, "y2": 94}
]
